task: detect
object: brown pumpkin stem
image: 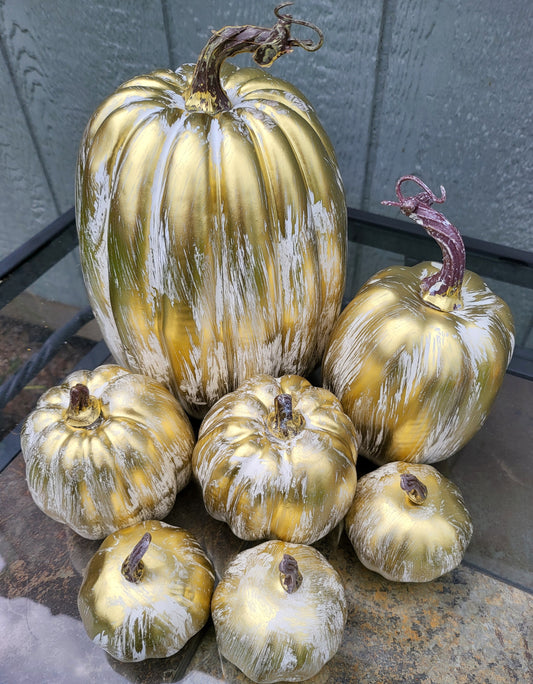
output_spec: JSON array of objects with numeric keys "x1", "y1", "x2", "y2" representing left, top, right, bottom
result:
[
  {"x1": 121, "y1": 533, "x2": 152, "y2": 583},
  {"x1": 185, "y1": 3, "x2": 323, "y2": 114},
  {"x1": 279, "y1": 553, "x2": 302, "y2": 593},
  {"x1": 382, "y1": 175, "x2": 466, "y2": 311},
  {"x1": 275, "y1": 393, "x2": 294, "y2": 436},
  {"x1": 66, "y1": 383, "x2": 102, "y2": 429},
  {"x1": 70, "y1": 383, "x2": 90, "y2": 411},
  {"x1": 400, "y1": 473, "x2": 428, "y2": 505},
  {"x1": 268, "y1": 393, "x2": 304, "y2": 438}
]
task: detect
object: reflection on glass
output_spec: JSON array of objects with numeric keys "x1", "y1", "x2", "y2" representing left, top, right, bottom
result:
[{"x1": 0, "y1": 596, "x2": 123, "y2": 683}]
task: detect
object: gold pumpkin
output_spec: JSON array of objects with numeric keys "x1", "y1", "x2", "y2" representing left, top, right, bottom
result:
[
  {"x1": 345, "y1": 461, "x2": 473, "y2": 582},
  {"x1": 211, "y1": 540, "x2": 347, "y2": 683},
  {"x1": 323, "y1": 175, "x2": 514, "y2": 465},
  {"x1": 21, "y1": 364, "x2": 195, "y2": 539},
  {"x1": 78, "y1": 520, "x2": 215, "y2": 661},
  {"x1": 75, "y1": 5, "x2": 346, "y2": 419},
  {"x1": 192, "y1": 373, "x2": 358, "y2": 544}
]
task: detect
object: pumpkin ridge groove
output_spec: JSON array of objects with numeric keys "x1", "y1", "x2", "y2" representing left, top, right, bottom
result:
[
  {"x1": 106, "y1": 111, "x2": 184, "y2": 377},
  {"x1": 145, "y1": 113, "x2": 191, "y2": 389},
  {"x1": 237, "y1": 103, "x2": 323, "y2": 370},
  {"x1": 255, "y1": 100, "x2": 346, "y2": 352},
  {"x1": 209, "y1": 115, "x2": 233, "y2": 393},
  {"x1": 228, "y1": 107, "x2": 289, "y2": 371}
]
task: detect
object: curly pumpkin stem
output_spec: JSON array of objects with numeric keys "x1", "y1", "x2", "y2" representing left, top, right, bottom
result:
[
  {"x1": 66, "y1": 383, "x2": 102, "y2": 429},
  {"x1": 185, "y1": 3, "x2": 324, "y2": 114},
  {"x1": 400, "y1": 473, "x2": 428, "y2": 505},
  {"x1": 279, "y1": 553, "x2": 303, "y2": 593},
  {"x1": 382, "y1": 175, "x2": 465, "y2": 311},
  {"x1": 121, "y1": 533, "x2": 152, "y2": 583}
]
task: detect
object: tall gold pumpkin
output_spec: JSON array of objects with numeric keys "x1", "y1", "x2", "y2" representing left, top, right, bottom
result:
[{"x1": 75, "y1": 7, "x2": 346, "y2": 418}]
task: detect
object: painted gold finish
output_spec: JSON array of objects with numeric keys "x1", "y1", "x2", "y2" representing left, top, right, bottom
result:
[
  {"x1": 323, "y1": 176, "x2": 514, "y2": 465},
  {"x1": 21, "y1": 364, "x2": 195, "y2": 539},
  {"x1": 75, "y1": 6, "x2": 346, "y2": 419},
  {"x1": 78, "y1": 520, "x2": 215, "y2": 662},
  {"x1": 192, "y1": 374, "x2": 358, "y2": 544},
  {"x1": 345, "y1": 461, "x2": 473, "y2": 583},
  {"x1": 211, "y1": 540, "x2": 346, "y2": 683}
]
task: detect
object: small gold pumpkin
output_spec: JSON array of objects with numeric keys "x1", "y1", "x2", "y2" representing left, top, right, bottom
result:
[
  {"x1": 77, "y1": 520, "x2": 215, "y2": 661},
  {"x1": 345, "y1": 461, "x2": 473, "y2": 582},
  {"x1": 211, "y1": 539, "x2": 347, "y2": 683},
  {"x1": 192, "y1": 373, "x2": 358, "y2": 544},
  {"x1": 21, "y1": 364, "x2": 195, "y2": 539}
]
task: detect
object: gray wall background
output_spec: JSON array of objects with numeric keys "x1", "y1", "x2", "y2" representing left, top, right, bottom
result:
[{"x1": 0, "y1": 1, "x2": 532, "y2": 339}]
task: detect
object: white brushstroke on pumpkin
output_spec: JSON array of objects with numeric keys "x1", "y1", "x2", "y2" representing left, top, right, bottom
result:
[
  {"x1": 78, "y1": 162, "x2": 126, "y2": 366},
  {"x1": 192, "y1": 376, "x2": 357, "y2": 544},
  {"x1": 212, "y1": 542, "x2": 346, "y2": 682},
  {"x1": 77, "y1": 69, "x2": 346, "y2": 418},
  {"x1": 323, "y1": 262, "x2": 514, "y2": 464},
  {"x1": 345, "y1": 463, "x2": 473, "y2": 582},
  {"x1": 20, "y1": 366, "x2": 194, "y2": 540},
  {"x1": 80, "y1": 525, "x2": 214, "y2": 661}
]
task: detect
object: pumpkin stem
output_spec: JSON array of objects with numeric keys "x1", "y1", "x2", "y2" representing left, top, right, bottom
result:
[
  {"x1": 382, "y1": 175, "x2": 465, "y2": 311},
  {"x1": 400, "y1": 473, "x2": 428, "y2": 505},
  {"x1": 121, "y1": 533, "x2": 152, "y2": 583},
  {"x1": 185, "y1": 3, "x2": 323, "y2": 115},
  {"x1": 268, "y1": 393, "x2": 304, "y2": 438},
  {"x1": 66, "y1": 383, "x2": 103, "y2": 429},
  {"x1": 279, "y1": 553, "x2": 302, "y2": 593}
]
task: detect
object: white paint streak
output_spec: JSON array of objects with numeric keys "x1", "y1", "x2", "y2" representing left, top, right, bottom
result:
[
  {"x1": 212, "y1": 541, "x2": 346, "y2": 682},
  {"x1": 192, "y1": 375, "x2": 358, "y2": 544},
  {"x1": 323, "y1": 262, "x2": 514, "y2": 464},
  {"x1": 78, "y1": 65, "x2": 346, "y2": 418}
]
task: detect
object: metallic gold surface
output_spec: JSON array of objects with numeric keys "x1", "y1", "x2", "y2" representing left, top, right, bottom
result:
[
  {"x1": 21, "y1": 364, "x2": 195, "y2": 539},
  {"x1": 77, "y1": 520, "x2": 215, "y2": 662},
  {"x1": 192, "y1": 374, "x2": 358, "y2": 543},
  {"x1": 76, "y1": 57, "x2": 347, "y2": 420},
  {"x1": 322, "y1": 261, "x2": 515, "y2": 464},
  {"x1": 211, "y1": 540, "x2": 347, "y2": 683},
  {"x1": 345, "y1": 461, "x2": 473, "y2": 583}
]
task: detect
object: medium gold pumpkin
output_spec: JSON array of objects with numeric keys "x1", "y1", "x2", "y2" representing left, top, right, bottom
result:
[
  {"x1": 78, "y1": 520, "x2": 215, "y2": 661},
  {"x1": 323, "y1": 176, "x2": 514, "y2": 465},
  {"x1": 345, "y1": 461, "x2": 473, "y2": 582},
  {"x1": 20, "y1": 364, "x2": 195, "y2": 539},
  {"x1": 211, "y1": 540, "x2": 347, "y2": 683},
  {"x1": 75, "y1": 6, "x2": 346, "y2": 419},
  {"x1": 192, "y1": 373, "x2": 358, "y2": 544}
]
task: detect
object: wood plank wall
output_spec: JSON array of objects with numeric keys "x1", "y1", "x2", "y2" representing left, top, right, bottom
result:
[{"x1": 0, "y1": 1, "x2": 531, "y2": 340}]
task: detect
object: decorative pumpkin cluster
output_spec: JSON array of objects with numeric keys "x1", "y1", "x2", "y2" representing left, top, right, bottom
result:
[
  {"x1": 21, "y1": 363, "x2": 356, "y2": 676},
  {"x1": 20, "y1": 4, "x2": 515, "y2": 682}
]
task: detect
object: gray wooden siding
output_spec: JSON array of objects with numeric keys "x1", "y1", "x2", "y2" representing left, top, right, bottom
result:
[{"x1": 1, "y1": 1, "x2": 531, "y2": 338}]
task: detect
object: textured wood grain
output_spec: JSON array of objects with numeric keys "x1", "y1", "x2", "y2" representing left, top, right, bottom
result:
[
  {"x1": 0, "y1": 0, "x2": 169, "y2": 214},
  {"x1": 0, "y1": 51, "x2": 56, "y2": 257},
  {"x1": 0, "y1": 44, "x2": 87, "y2": 305},
  {"x1": 370, "y1": 0, "x2": 533, "y2": 251}
]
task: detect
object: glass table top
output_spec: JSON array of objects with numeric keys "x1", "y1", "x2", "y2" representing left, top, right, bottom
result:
[
  {"x1": 1, "y1": 207, "x2": 531, "y2": 682},
  {"x1": 0, "y1": 365, "x2": 531, "y2": 683}
]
